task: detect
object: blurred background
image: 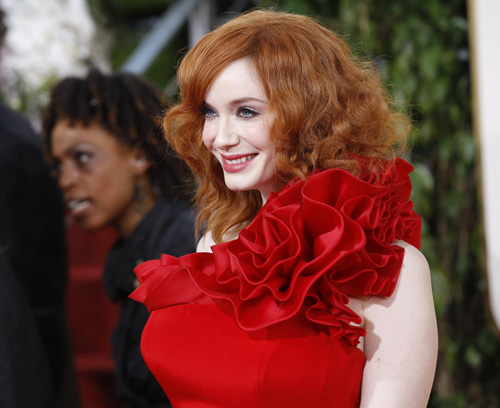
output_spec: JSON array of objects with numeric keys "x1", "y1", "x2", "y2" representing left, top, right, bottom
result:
[{"x1": 1, "y1": 0, "x2": 499, "y2": 407}]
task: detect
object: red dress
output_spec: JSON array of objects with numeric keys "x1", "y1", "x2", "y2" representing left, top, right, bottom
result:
[{"x1": 131, "y1": 159, "x2": 421, "y2": 407}]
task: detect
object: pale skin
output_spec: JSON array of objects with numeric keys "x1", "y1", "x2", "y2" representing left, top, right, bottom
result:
[
  {"x1": 197, "y1": 236, "x2": 438, "y2": 407},
  {"x1": 197, "y1": 57, "x2": 438, "y2": 406}
]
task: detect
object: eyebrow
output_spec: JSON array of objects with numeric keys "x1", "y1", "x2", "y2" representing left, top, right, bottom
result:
[
  {"x1": 230, "y1": 97, "x2": 268, "y2": 105},
  {"x1": 50, "y1": 145, "x2": 75, "y2": 160},
  {"x1": 203, "y1": 97, "x2": 268, "y2": 108},
  {"x1": 62, "y1": 142, "x2": 94, "y2": 157}
]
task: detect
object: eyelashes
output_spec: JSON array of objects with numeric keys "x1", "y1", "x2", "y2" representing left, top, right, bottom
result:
[
  {"x1": 200, "y1": 106, "x2": 217, "y2": 118},
  {"x1": 51, "y1": 150, "x2": 94, "y2": 178},
  {"x1": 73, "y1": 151, "x2": 93, "y2": 166},
  {"x1": 237, "y1": 107, "x2": 259, "y2": 118},
  {"x1": 199, "y1": 105, "x2": 260, "y2": 119}
]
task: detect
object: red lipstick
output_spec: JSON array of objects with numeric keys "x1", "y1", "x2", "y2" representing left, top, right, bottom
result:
[{"x1": 220, "y1": 153, "x2": 257, "y2": 173}]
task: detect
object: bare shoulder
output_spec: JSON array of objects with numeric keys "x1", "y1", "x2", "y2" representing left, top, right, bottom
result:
[
  {"x1": 362, "y1": 240, "x2": 431, "y2": 310},
  {"x1": 196, "y1": 231, "x2": 215, "y2": 253},
  {"x1": 394, "y1": 240, "x2": 430, "y2": 281},
  {"x1": 196, "y1": 229, "x2": 240, "y2": 253},
  {"x1": 359, "y1": 240, "x2": 438, "y2": 407}
]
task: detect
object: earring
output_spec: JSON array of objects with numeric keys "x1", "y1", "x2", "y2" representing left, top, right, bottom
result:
[{"x1": 134, "y1": 181, "x2": 145, "y2": 213}]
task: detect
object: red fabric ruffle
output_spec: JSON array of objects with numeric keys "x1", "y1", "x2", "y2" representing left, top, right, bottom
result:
[{"x1": 131, "y1": 158, "x2": 421, "y2": 345}]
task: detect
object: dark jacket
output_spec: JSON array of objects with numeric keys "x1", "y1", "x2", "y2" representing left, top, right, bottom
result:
[
  {"x1": 103, "y1": 197, "x2": 196, "y2": 408},
  {"x1": 0, "y1": 101, "x2": 79, "y2": 407},
  {"x1": 0, "y1": 254, "x2": 54, "y2": 408}
]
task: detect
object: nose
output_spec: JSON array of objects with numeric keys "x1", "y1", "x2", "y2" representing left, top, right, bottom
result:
[
  {"x1": 213, "y1": 116, "x2": 239, "y2": 150},
  {"x1": 57, "y1": 163, "x2": 77, "y2": 191}
]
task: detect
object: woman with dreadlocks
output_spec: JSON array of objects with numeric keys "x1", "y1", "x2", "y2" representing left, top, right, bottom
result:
[{"x1": 43, "y1": 68, "x2": 196, "y2": 408}]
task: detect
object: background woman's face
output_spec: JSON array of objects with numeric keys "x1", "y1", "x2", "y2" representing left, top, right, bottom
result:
[
  {"x1": 201, "y1": 58, "x2": 286, "y2": 202},
  {"x1": 51, "y1": 120, "x2": 140, "y2": 231}
]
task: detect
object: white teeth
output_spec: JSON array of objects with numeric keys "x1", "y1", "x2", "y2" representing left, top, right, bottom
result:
[
  {"x1": 67, "y1": 199, "x2": 91, "y2": 212},
  {"x1": 224, "y1": 154, "x2": 256, "y2": 164}
]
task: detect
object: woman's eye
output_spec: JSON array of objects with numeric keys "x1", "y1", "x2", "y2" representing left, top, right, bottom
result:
[
  {"x1": 237, "y1": 107, "x2": 258, "y2": 118},
  {"x1": 74, "y1": 152, "x2": 92, "y2": 167},
  {"x1": 201, "y1": 106, "x2": 217, "y2": 118}
]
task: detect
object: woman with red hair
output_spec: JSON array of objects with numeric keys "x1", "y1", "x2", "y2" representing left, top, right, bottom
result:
[{"x1": 132, "y1": 9, "x2": 437, "y2": 407}]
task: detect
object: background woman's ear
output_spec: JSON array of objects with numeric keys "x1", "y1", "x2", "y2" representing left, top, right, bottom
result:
[{"x1": 131, "y1": 149, "x2": 150, "y2": 174}]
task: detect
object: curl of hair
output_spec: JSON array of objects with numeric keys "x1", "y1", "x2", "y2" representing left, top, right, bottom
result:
[
  {"x1": 165, "y1": 10, "x2": 410, "y2": 243},
  {"x1": 42, "y1": 68, "x2": 191, "y2": 202}
]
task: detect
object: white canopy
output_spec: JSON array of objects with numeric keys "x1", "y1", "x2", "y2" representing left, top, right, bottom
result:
[{"x1": 469, "y1": 0, "x2": 500, "y2": 331}]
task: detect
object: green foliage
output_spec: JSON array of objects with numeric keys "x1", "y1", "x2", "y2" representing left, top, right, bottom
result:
[
  {"x1": 104, "y1": 0, "x2": 500, "y2": 405},
  {"x1": 263, "y1": 0, "x2": 500, "y2": 406},
  {"x1": 321, "y1": 1, "x2": 499, "y2": 406},
  {"x1": 88, "y1": 0, "x2": 173, "y2": 22},
  {"x1": 0, "y1": 73, "x2": 58, "y2": 126},
  {"x1": 87, "y1": 0, "x2": 188, "y2": 90},
  {"x1": 105, "y1": 20, "x2": 187, "y2": 89}
]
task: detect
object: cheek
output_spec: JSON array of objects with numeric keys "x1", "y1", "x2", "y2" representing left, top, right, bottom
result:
[
  {"x1": 94, "y1": 171, "x2": 136, "y2": 218},
  {"x1": 201, "y1": 123, "x2": 215, "y2": 151},
  {"x1": 88, "y1": 159, "x2": 133, "y2": 194},
  {"x1": 253, "y1": 124, "x2": 275, "y2": 155},
  {"x1": 107, "y1": 179, "x2": 136, "y2": 205},
  {"x1": 86, "y1": 163, "x2": 115, "y2": 186}
]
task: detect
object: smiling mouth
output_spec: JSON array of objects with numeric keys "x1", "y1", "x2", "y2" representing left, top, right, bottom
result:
[{"x1": 223, "y1": 154, "x2": 257, "y2": 165}]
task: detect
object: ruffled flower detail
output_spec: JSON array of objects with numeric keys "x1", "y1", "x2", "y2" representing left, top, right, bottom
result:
[{"x1": 131, "y1": 158, "x2": 421, "y2": 345}]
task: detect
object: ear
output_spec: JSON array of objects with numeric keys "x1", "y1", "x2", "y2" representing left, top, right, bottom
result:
[{"x1": 130, "y1": 149, "x2": 150, "y2": 175}]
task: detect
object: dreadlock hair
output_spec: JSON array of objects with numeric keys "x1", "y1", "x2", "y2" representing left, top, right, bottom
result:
[{"x1": 42, "y1": 68, "x2": 192, "y2": 202}]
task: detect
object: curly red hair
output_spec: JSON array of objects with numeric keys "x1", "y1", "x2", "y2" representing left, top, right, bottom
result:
[{"x1": 165, "y1": 9, "x2": 409, "y2": 243}]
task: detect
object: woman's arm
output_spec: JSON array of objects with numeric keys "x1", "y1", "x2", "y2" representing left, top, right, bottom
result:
[{"x1": 359, "y1": 241, "x2": 438, "y2": 408}]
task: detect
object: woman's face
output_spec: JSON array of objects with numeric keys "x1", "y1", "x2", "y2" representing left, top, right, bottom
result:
[
  {"x1": 201, "y1": 58, "x2": 286, "y2": 202},
  {"x1": 51, "y1": 120, "x2": 144, "y2": 232}
]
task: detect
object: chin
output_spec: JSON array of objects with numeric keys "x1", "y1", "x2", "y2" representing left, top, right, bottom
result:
[
  {"x1": 226, "y1": 184, "x2": 256, "y2": 194},
  {"x1": 223, "y1": 179, "x2": 245, "y2": 192},
  {"x1": 224, "y1": 177, "x2": 258, "y2": 192},
  {"x1": 77, "y1": 218, "x2": 108, "y2": 233}
]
